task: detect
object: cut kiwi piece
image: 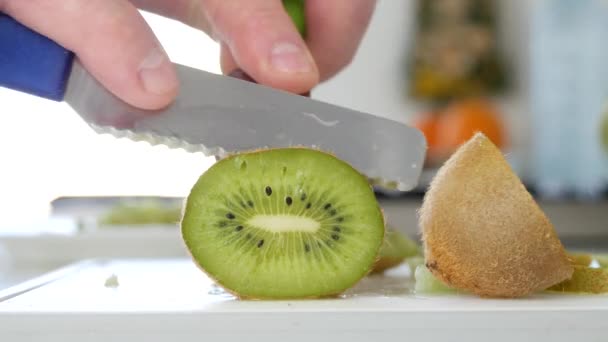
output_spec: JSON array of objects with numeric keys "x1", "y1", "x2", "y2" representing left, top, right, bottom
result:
[
  {"x1": 419, "y1": 133, "x2": 573, "y2": 298},
  {"x1": 567, "y1": 252, "x2": 593, "y2": 267},
  {"x1": 181, "y1": 148, "x2": 385, "y2": 299},
  {"x1": 547, "y1": 265, "x2": 608, "y2": 294},
  {"x1": 406, "y1": 256, "x2": 425, "y2": 279},
  {"x1": 414, "y1": 265, "x2": 457, "y2": 294},
  {"x1": 371, "y1": 227, "x2": 420, "y2": 274}
]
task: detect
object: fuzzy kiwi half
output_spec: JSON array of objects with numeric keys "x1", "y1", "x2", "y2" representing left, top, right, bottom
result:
[
  {"x1": 181, "y1": 148, "x2": 385, "y2": 299},
  {"x1": 371, "y1": 227, "x2": 420, "y2": 274},
  {"x1": 415, "y1": 253, "x2": 608, "y2": 296},
  {"x1": 419, "y1": 133, "x2": 573, "y2": 298}
]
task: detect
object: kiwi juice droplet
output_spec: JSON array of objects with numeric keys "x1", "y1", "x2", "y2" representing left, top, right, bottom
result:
[{"x1": 207, "y1": 283, "x2": 236, "y2": 298}]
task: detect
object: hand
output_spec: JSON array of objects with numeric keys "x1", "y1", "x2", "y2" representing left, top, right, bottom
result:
[{"x1": 0, "y1": 0, "x2": 376, "y2": 110}]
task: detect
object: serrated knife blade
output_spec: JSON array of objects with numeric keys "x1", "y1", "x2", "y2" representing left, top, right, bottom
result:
[
  {"x1": 0, "y1": 12, "x2": 426, "y2": 191},
  {"x1": 64, "y1": 60, "x2": 427, "y2": 191}
]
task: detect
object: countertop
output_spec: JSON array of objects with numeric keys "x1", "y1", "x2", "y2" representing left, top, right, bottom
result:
[{"x1": 2, "y1": 259, "x2": 608, "y2": 342}]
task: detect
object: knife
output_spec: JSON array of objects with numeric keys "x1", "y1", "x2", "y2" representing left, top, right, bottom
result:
[{"x1": 0, "y1": 13, "x2": 426, "y2": 191}]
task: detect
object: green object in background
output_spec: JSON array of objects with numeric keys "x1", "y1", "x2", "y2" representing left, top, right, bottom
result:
[
  {"x1": 283, "y1": 0, "x2": 306, "y2": 37},
  {"x1": 98, "y1": 200, "x2": 182, "y2": 226},
  {"x1": 594, "y1": 254, "x2": 608, "y2": 268},
  {"x1": 407, "y1": 0, "x2": 507, "y2": 102},
  {"x1": 601, "y1": 107, "x2": 608, "y2": 153}
]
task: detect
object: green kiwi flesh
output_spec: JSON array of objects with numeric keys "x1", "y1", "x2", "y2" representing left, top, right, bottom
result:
[
  {"x1": 547, "y1": 265, "x2": 608, "y2": 294},
  {"x1": 406, "y1": 256, "x2": 425, "y2": 279},
  {"x1": 567, "y1": 252, "x2": 593, "y2": 267},
  {"x1": 371, "y1": 227, "x2": 420, "y2": 273},
  {"x1": 181, "y1": 148, "x2": 385, "y2": 299},
  {"x1": 414, "y1": 265, "x2": 457, "y2": 294}
]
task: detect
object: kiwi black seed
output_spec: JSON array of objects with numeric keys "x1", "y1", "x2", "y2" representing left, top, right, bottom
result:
[{"x1": 181, "y1": 148, "x2": 385, "y2": 299}]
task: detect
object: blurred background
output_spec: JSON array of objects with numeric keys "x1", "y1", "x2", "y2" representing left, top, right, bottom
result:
[{"x1": 1, "y1": 0, "x2": 607, "y2": 289}]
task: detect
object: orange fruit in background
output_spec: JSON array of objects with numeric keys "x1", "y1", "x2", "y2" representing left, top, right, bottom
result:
[
  {"x1": 412, "y1": 111, "x2": 438, "y2": 149},
  {"x1": 411, "y1": 110, "x2": 441, "y2": 164},
  {"x1": 434, "y1": 98, "x2": 506, "y2": 158}
]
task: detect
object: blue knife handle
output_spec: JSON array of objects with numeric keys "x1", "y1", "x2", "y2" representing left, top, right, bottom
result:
[{"x1": 0, "y1": 13, "x2": 74, "y2": 101}]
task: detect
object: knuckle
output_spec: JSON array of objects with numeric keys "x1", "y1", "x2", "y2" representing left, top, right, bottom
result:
[
  {"x1": 94, "y1": 2, "x2": 141, "y2": 41},
  {"x1": 202, "y1": 1, "x2": 233, "y2": 40},
  {"x1": 319, "y1": 52, "x2": 354, "y2": 79},
  {"x1": 182, "y1": 0, "x2": 211, "y2": 33},
  {"x1": 205, "y1": 2, "x2": 283, "y2": 42}
]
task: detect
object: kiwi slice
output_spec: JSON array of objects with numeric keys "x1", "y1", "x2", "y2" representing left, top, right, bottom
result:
[
  {"x1": 181, "y1": 148, "x2": 385, "y2": 299},
  {"x1": 371, "y1": 227, "x2": 421, "y2": 274},
  {"x1": 419, "y1": 133, "x2": 573, "y2": 298}
]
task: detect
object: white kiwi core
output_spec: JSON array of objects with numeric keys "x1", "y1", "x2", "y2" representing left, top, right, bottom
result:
[{"x1": 247, "y1": 215, "x2": 320, "y2": 233}]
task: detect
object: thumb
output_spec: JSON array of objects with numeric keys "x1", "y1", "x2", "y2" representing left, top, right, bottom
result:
[{"x1": 202, "y1": 0, "x2": 319, "y2": 94}]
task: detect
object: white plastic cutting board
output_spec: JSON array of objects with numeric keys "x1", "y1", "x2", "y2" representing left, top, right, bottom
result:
[{"x1": 1, "y1": 259, "x2": 607, "y2": 341}]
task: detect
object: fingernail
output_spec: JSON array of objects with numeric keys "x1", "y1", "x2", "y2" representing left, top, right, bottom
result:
[
  {"x1": 269, "y1": 41, "x2": 313, "y2": 73},
  {"x1": 138, "y1": 47, "x2": 178, "y2": 95}
]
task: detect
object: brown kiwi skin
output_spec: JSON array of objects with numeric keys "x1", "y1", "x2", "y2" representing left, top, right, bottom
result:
[
  {"x1": 180, "y1": 147, "x2": 386, "y2": 300},
  {"x1": 419, "y1": 133, "x2": 573, "y2": 298}
]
